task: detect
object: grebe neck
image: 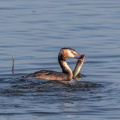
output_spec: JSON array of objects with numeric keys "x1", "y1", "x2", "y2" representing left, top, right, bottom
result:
[{"x1": 58, "y1": 54, "x2": 73, "y2": 79}]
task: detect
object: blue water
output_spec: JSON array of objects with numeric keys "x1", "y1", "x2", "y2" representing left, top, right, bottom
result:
[{"x1": 0, "y1": 0, "x2": 120, "y2": 120}]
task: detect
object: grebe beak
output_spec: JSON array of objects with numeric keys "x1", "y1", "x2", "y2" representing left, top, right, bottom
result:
[
  {"x1": 73, "y1": 52, "x2": 85, "y2": 62},
  {"x1": 72, "y1": 52, "x2": 81, "y2": 59},
  {"x1": 76, "y1": 53, "x2": 82, "y2": 56}
]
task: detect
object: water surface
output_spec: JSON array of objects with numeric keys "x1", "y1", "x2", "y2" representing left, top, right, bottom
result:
[{"x1": 0, "y1": 0, "x2": 120, "y2": 120}]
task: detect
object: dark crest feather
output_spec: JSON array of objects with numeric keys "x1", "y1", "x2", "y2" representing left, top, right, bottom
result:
[{"x1": 61, "y1": 47, "x2": 75, "y2": 51}]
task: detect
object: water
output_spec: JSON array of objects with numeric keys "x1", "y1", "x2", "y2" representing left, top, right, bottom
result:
[{"x1": 0, "y1": 0, "x2": 120, "y2": 120}]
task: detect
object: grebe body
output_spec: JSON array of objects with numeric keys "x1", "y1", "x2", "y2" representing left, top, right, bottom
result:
[{"x1": 23, "y1": 48, "x2": 82, "y2": 81}]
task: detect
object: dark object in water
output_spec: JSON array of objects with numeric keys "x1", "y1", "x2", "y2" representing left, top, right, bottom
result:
[{"x1": 11, "y1": 54, "x2": 14, "y2": 74}]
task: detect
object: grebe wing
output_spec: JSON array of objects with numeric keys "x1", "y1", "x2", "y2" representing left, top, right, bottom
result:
[{"x1": 23, "y1": 70, "x2": 69, "y2": 81}]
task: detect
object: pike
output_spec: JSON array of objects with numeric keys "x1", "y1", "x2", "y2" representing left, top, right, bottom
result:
[{"x1": 73, "y1": 54, "x2": 85, "y2": 79}]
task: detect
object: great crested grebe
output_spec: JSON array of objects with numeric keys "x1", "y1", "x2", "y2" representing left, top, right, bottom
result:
[{"x1": 23, "y1": 48, "x2": 83, "y2": 81}]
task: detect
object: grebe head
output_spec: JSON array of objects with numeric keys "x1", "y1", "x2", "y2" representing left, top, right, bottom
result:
[{"x1": 59, "y1": 47, "x2": 81, "y2": 60}]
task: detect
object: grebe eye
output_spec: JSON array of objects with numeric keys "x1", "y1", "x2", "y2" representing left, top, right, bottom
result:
[{"x1": 71, "y1": 51, "x2": 76, "y2": 54}]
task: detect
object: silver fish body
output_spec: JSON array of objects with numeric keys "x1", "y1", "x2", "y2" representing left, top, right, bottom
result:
[{"x1": 73, "y1": 54, "x2": 85, "y2": 80}]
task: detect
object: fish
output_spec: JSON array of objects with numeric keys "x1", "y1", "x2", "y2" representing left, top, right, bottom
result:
[{"x1": 73, "y1": 54, "x2": 85, "y2": 80}]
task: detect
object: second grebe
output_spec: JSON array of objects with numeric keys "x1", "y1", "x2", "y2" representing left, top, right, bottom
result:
[{"x1": 23, "y1": 48, "x2": 82, "y2": 81}]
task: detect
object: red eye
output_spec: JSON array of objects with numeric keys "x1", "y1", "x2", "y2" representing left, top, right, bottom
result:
[{"x1": 71, "y1": 51, "x2": 75, "y2": 54}]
